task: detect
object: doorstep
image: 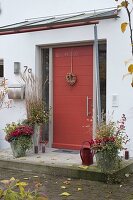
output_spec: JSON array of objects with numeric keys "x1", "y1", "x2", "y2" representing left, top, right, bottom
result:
[{"x1": 0, "y1": 148, "x2": 133, "y2": 183}]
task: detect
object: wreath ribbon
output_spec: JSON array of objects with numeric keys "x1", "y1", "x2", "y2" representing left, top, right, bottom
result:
[{"x1": 66, "y1": 48, "x2": 77, "y2": 86}]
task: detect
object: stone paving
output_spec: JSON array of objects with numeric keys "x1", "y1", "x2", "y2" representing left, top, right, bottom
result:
[{"x1": 0, "y1": 147, "x2": 82, "y2": 166}]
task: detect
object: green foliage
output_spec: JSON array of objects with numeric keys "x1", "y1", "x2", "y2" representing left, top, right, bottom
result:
[
  {"x1": 0, "y1": 177, "x2": 48, "y2": 200},
  {"x1": 95, "y1": 149, "x2": 121, "y2": 173},
  {"x1": 12, "y1": 136, "x2": 33, "y2": 152},
  {"x1": 4, "y1": 122, "x2": 33, "y2": 157},
  {"x1": 27, "y1": 100, "x2": 50, "y2": 125}
]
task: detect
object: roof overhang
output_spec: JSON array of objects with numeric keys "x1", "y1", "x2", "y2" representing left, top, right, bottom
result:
[{"x1": 0, "y1": 8, "x2": 119, "y2": 35}]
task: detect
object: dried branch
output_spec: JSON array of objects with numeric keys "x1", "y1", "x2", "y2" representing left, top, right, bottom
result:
[{"x1": 20, "y1": 72, "x2": 49, "y2": 124}]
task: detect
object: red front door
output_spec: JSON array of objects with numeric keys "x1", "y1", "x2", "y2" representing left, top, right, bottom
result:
[{"x1": 53, "y1": 46, "x2": 93, "y2": 150}]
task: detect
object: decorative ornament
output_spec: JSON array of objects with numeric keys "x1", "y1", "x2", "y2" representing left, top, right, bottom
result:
[
  {"x1": 66, "y1": 72, "x2": 77, "y2": 86},
  {"x1": 66, "y1": 48, "x2": 77, "y2": 86}
]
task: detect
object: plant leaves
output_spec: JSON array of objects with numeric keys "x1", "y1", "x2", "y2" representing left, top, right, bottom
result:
[
  {"x1": 4, "y1": 190, "x2": 18, "y2": 200},
  {"x1": 63, "y1": 180, "x2": 71, "y2": 185},
  {"x1": 121, "y1": 1, "x2": 129, "y2": 7},
  {"x1": 77, "y1": 187, "x2": 82, "y2": 191},
  {"x1": 128, "y1": 64, "x2": 133, "y2": 73},
  {"x1": 10, "y1": 177, "x2": 15, "y2": 181},
  {"x1": 78, "y1": 165, "x2": 89, "y2": 170},
  {"x1": 0, "y1": 189, "x2": 3, "y2": 198},
  {"x1": 125, "y1": 173, "x2": 130, "y2": 177},
  {"x1": 16, "y1": 182, "x2": 28, "y2": 187},
  {"x1": 121, "y1": 22, "x2": 128, "y2": 33},
  {"x1": 23, "y1": 177, "x2": 29, "y2": 180},
  {"x1": 61, "y1": 186, "x2": 66, "y2": 189},
  {"x1": 60, "y1": 192, "x2": 71, "y2": 196},
  {"x1": 0, "y1": 180, "x2": 10, "y2": 185}
]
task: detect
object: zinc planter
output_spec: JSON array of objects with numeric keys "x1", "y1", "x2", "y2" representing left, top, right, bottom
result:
[
  {"x1": 95, "y1": 150, "x2": 120, "y2": 173},
  {"x1": 10, "y1": 140, "x2": 26, "y2": 158},
  {"x1": 33, "y1": 124, "x2": 42, "y2": 153}
]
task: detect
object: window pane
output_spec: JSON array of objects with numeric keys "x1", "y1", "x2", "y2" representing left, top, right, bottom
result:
[{"x1": 0, "y1": 60, "x2": 4, "y2": 77}]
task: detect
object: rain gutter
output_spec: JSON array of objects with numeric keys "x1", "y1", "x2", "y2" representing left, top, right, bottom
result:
[{"x1": 0, "y1": 20, "x2": 99, "y2": 35}]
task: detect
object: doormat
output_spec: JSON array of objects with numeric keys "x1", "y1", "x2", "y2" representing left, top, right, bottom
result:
[{"x1": 53, "y1": 149, "x2": 79, "y2": 154}]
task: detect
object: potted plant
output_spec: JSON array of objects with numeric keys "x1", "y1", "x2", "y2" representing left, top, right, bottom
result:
[
  {"x1": 26, "y1": 99, "x2": 50, "y2": 153},
  {"x1": 4, "y1": 122, "x2": 33, "y2": 158},
  {"x1": 21, "y1": 72, "x2": 50, "y2": 153},
  {"x1": 90, "y1": 114, "x2": 129, "y2": 172}
]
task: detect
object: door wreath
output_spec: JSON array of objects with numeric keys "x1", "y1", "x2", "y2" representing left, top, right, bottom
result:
[{"x1": 66, "y1": 72, "x2": 77, "y2": 86}]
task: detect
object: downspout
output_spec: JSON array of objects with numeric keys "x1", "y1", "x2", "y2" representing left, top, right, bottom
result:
[{"x1": 94, "y1": 24, "x2": 101, "y2": 126}]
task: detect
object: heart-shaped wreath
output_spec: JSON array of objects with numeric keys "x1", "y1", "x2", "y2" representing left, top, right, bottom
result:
[{"x1": 66, "y1": 72, "x2": 77, "y2": 86}]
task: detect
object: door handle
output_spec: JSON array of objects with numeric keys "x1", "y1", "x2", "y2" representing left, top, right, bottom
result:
[{"x1": 86, "y1": 96, "x2": 91, "y2": 116}]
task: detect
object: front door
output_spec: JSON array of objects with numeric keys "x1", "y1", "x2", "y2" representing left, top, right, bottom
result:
[{"x1": 53, "y1": 45, "x2": 93, "y2": 150}]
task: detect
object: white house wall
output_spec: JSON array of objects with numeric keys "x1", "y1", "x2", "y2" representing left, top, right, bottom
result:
[{"x1": 0, "y1": 0, "x2": 133, "y2": 156}]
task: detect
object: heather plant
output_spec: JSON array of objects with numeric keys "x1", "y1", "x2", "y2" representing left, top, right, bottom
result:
[
  {"x1": 90, "y1": 114, "x2": 129, "y2": 172},
  {"x1": 4, "y1": 122, "x2": 34, "y2": 157},
  {"x1": 4, "y1": 123, "x2": 33, "y2": 142},
  {"x1": 90, "y1": 114, "x2": 129, "y2": 154}
]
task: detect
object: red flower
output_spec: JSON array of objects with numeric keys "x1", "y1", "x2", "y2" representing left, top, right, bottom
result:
[{"x1": 5, "y1": 125, "x2": 34, "y2": 142}]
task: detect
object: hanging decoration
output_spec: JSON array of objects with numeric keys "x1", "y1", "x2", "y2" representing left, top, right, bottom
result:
[
  {"x1": 66, "y1": 48, "x2": 77, "y2": 86},
  {"x1": 66, "y1": 72, "x2": 77, "y2": 86}
]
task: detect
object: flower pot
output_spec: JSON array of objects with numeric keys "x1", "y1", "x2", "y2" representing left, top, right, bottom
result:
[
  {"x1": 41, "y1": 143, "x2": 45, "y2": 153},
  {"x1": 95, "y1": 150, "x2": 120, "y2": 172},
  {"x1": 33, "y1": 124, "x2": 42, "y2": 153},
  {"x1": 10, "y1": 140, "x2": 26, "y2": 158}
]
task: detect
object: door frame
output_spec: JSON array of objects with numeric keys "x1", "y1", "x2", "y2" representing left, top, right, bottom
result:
[{"x1": 38, "y1": 41, "x2": 103, "y2": 148}]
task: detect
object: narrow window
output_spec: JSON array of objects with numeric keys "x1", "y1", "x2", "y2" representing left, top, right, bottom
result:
[
  {"x1": 99, "y1": 43, "x2": 106, "y2": 114},
  {"x1": 0, "y1": 59, "x2": 4, "y2": 77},
  {"x1": 41, "y1": 48, "x2": 49, "y2": 142}
]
